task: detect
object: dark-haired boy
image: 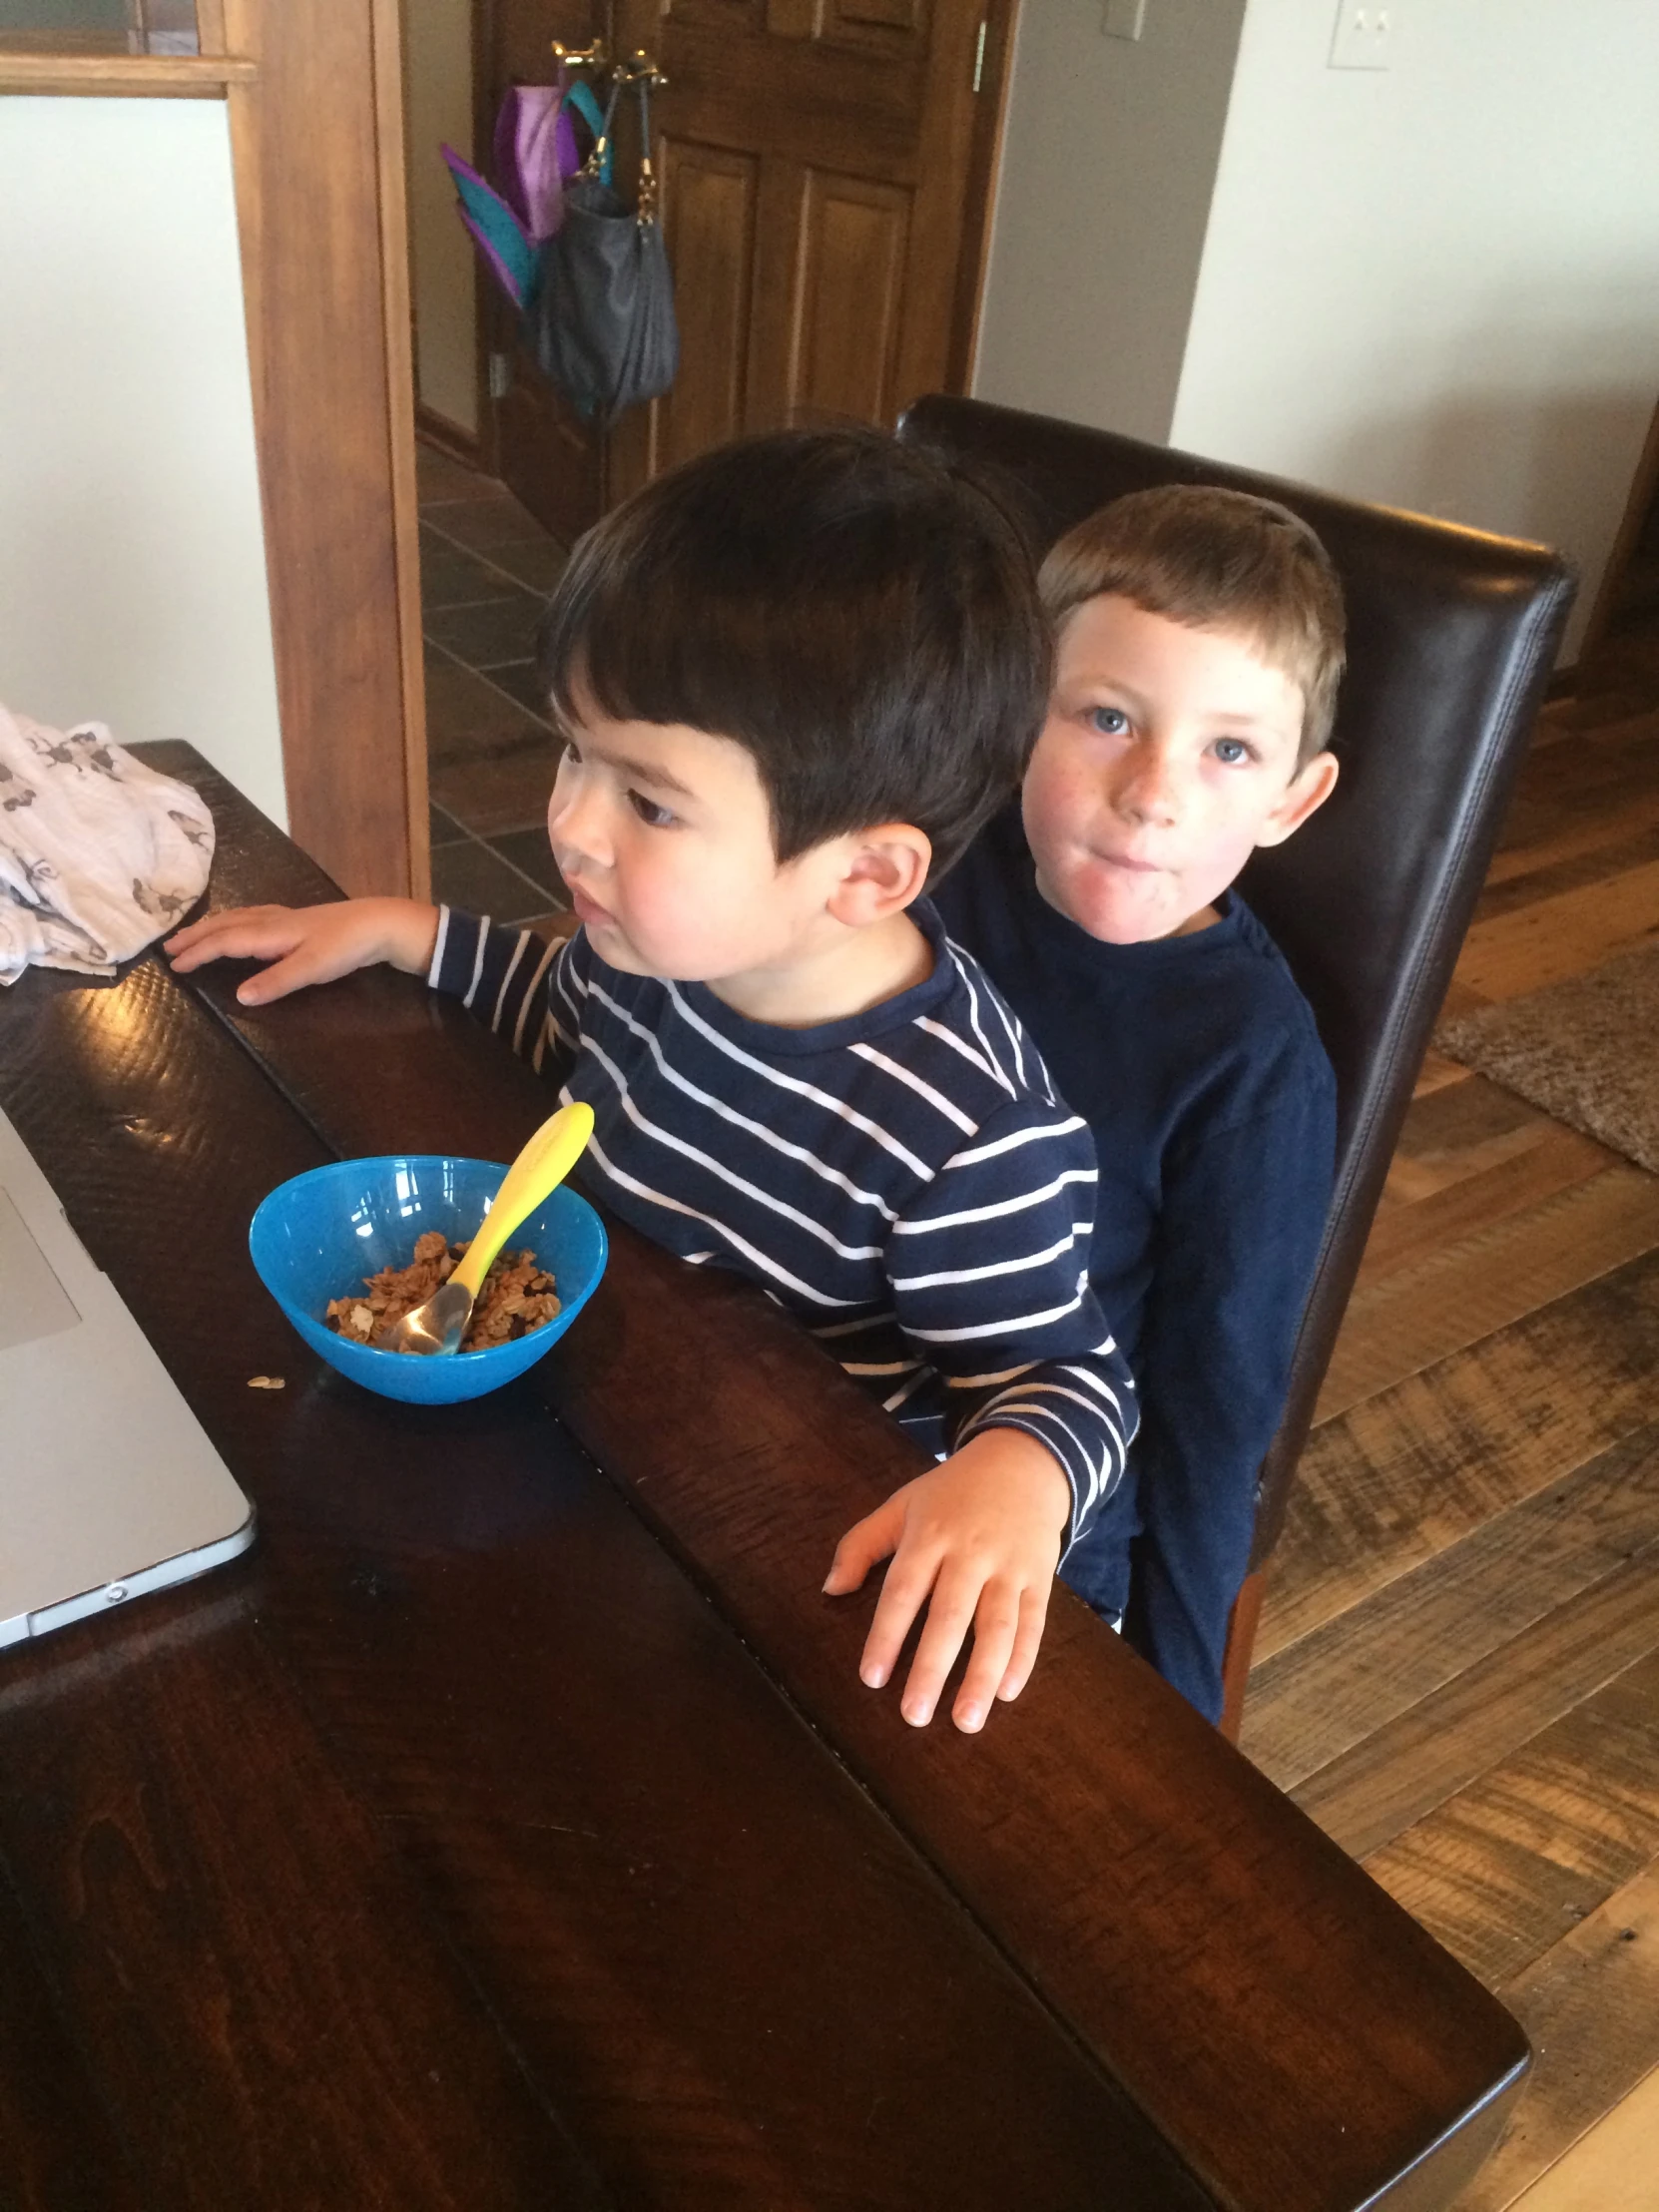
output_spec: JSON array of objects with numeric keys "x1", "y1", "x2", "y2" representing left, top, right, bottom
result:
[
  {"x1": 168, "y1": 428, "x2": 1135, "y2": 1736},
  {"x1": 934, "y1": 485, "x2": 1344, "y2": 1726}
]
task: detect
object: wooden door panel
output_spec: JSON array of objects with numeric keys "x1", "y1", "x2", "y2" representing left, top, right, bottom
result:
[
  {"x1": 667, "y1": 0, "x2": 926, "y2": 48},
  {"x1": 791, "y1": 171, "x2": 908, "y2": 425},
  {"x1": 835, "y1": 0, "x2": 926, "y2": 22},
  {"x1": 494, "y1": 0, "x2": 593, "y2": 84},
  {"x1": 655, "y1": 139, "x2": 760, "y2": 470},
  {"x1": 516, "y1": 0, "x2": 1012, "y2": 520},
  {"x1": 647, "y1": 27, "x2": 921, "y2": 164},
  {"x1": 669, "y1": 0, "x2": 767, "y2": 30},
  {"x1": 820, "y1": 0, "x2": 930, "y2": 54},
  {"x1": 493, "y1": 370, "x2": 604, "y2": 544},
  {"x1": 890, "y1": 0, "x2": 990, "y2": 403},
  {"x1": 758, "y1": 0, "x2": 929, "y2": 54},
  {"x1": 764, "y1": 0, "x2": 816, "y2": 35}
]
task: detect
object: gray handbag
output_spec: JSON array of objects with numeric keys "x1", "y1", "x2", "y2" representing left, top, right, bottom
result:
[{"x1": 527, "y1": 74, "x2": 679, "y2": 428}]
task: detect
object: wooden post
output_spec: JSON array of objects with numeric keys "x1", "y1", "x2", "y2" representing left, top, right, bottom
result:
[{"x1": 218, "y1": 0, "x2": 428, "y2": 898}]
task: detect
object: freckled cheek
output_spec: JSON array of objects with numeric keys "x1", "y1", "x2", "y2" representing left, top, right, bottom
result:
[
  {"x1": 1180, "y1": 825, "x2": 1256, "y2": 905},
  {"x1": 1022, "y1": 755, "x2": 1084, "y2": 862}
]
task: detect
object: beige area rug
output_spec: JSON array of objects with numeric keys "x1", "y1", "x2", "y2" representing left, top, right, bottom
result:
[{"x1": 1435, "y1": 940, "x2": 1659, "y2": 1175}]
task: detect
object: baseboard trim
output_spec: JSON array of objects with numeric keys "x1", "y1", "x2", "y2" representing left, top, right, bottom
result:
[{"x1": 415, "y1": 404, "x2": 484, "y2": 472}]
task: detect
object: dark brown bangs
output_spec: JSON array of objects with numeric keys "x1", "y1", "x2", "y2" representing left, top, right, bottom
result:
[{"x1": 536, "y1": 428, "x2": 1050, "y2": 876}]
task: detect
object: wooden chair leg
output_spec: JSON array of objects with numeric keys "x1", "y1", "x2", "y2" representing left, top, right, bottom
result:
[{"x1": 1218, "y1": 1568, "x2": 1267, "y2": 1743}]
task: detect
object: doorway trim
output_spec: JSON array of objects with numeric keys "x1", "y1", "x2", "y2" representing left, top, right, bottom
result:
[
  {"x1": 216, "y1": 0, "x2": 429, "y2": 900},
  {"x1": 1576, "y1": 386, "x2": 1659, "y2": 676},
  {"x1": 947, "y1": 0, "x2": 1020, "y2": 393}
]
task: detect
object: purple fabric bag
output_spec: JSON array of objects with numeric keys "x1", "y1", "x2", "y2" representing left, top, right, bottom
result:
[
  {"x1": 443, "y1": 79, "x2": 611, "y2": 320},
  {"x1": 493, "y1": 83, "x2": 580, "y2": 244}
]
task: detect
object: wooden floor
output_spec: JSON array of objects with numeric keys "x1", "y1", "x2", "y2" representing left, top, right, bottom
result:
[{"x1": 1241, "y1": 635, "x2": 1659, "y2": 2210}]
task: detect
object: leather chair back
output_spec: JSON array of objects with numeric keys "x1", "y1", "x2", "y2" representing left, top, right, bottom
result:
[{"x1": 897, "y1": 395, "x2": 1576, "y2": 1589}]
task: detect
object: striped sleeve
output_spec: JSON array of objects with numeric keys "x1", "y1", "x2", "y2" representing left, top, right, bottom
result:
[
  {"x1": 427, "y1": 905, "x2": 584, "y2": 1086},
  {"x1": 887, "y1": 1098, "x2": 1136, "y2": 1550}
]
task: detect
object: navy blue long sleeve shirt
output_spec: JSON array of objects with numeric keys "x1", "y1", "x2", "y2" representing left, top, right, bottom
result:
[
  {"x1": 934, "y1": 805, "x2": 1335, "y2": 1721},
  {"x1": 429, "y1": 897, "x2": 1136, "y2": 1545}
]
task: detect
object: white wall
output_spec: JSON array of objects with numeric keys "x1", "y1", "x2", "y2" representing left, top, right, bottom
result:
[
  {"x1": 972, "y1": 0, "x2": 1246, "y2": 443},
  {"x1": 1170, "y1": 0, "x2": 1659, "y2": 658},
  {"x1": 0, "y1": 97, "x2": 285, "y2": 826},
  {"x1": 405, "y1": 0, "x2": 478, "y2": 436}
]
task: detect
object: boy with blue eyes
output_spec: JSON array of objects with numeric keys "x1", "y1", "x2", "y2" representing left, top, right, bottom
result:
[
  {"x1": 933, "y1": 485, "x2": 1345, "y2": 1726},
  {"x1": 167, "y1": 428, "x2": 1136, "y2": 1739}
]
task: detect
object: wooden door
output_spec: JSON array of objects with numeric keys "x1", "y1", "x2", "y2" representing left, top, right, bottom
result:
[{"x1": 483, "y1": 0, "x2": 1013, "y2": 541}]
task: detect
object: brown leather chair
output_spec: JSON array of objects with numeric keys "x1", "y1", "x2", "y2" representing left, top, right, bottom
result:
[{"x1": 896, "y1": 393, "x2": 1577, "y2": 1737}]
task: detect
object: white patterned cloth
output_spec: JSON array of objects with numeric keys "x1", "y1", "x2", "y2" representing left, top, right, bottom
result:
[{"x1": 0, "y1": 705, "x2": 215, "y2": 985}]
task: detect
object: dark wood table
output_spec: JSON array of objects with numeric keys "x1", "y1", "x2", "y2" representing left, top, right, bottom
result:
[{"x1": 0, "y1": 747, "x2": 1526, "y2": 2212}]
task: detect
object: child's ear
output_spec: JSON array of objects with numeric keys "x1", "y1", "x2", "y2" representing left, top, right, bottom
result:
[
  {"x1": 1256, "y1": 750, "x2": 1339, "y2": 849},
  {"x1": 826, "y1": 823, "x2": 933, "y2": 925}
]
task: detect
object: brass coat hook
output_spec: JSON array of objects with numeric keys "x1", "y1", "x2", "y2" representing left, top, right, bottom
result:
[
  {"x1": 616, "y1": 47, "x2": 668, "y2": 90},
  {"x1": 549, "y1": 37, "x2": 609, "y2": 70}
]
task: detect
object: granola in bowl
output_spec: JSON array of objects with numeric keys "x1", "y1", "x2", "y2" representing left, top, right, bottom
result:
[{"x1": 326, "y1": 1229, "x2": 560, "y2": 1355}]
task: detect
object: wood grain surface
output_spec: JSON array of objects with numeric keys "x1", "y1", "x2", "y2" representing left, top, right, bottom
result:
[
  {"x1": 1364, "y1": 1644, "x2": 1659, "y2": 1987},
  {"x1": 177, "y1": 752, "x2": 1533, "y2": 2212},
  {"x1": 1260, "y1": 1249, "x2": 1659, "y2": 1657},
  {"x1": 1, "y1": 950, "x2": 1224, "y2": 2210},
  {"x1": 1503, "y1": 2061, "x2": 1659, "y2": 2211},
  {"x1": 1243, "y1": 671, "x2": 1659, "y2": 2208},
  {"x1": 0, "y1": 744, "x2": 1529, "y2": 2212},
  {"x1": 1245, "y1": 1422, "x2": 1659, "y2": 1776},
  {"x1": 1471, "y1": 1860, "x2": 1659, "y2": 2210},
  {"x1": 1315, "y1": 1164, "x2": 1659, "y2": 1420}
]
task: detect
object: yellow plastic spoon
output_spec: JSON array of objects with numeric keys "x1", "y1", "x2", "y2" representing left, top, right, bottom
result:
[{"x1": 379, "y1": 1101, "x2": 594, "y2": 1356}]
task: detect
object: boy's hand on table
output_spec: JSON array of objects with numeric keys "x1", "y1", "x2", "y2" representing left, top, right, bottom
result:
[
  {"x1": 824, "y1": 1429, "x2": 1070, "y2": 1734},
  {"x1": 166, "y1": 898, "x2": 439, "y2": 1005}
]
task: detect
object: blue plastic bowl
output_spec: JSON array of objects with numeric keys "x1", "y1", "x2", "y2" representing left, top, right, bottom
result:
[{"x1": 249, "y1": 1154, "x2": 607, "y2": 1404}]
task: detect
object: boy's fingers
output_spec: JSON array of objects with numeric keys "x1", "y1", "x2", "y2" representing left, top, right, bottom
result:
[
  {"x1": 163, "y1": 906, "x2": 253, "y2": 951},
  {"x1": 167, "y1": 901, "x2": 277, "y2": 937},
  {"x1": 994, "y1": 1583, "x2": 1052, "y2": 1705},
  {"x1": 948, "y1": 1580, "x2": 1023, "y2": 1734},
  {"x1": 822, "y1": 1495, "x2": 904, "y2": 1597},
  {"x1": 166, "y1": 910, "x2": 295, "y2": 970},
  {"x1": 897, "y1": 1565, "x2": 984, "y2": 1727},
  {"x1": 234, "y1": 951, "x2": 319, "y2": 1005},
  {"x1": 857, "y1": 1547, "x2": 941, "y2": 1693}
]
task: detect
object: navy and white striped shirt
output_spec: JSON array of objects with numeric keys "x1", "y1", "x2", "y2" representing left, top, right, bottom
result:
[{"x1": 430, "y1": 899, "x2": 1135, "y2": 1547}]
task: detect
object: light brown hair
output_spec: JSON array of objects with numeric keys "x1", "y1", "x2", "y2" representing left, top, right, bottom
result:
[{"x1": 1039, "y1": 484, "x2": 1347, "y2": 768}]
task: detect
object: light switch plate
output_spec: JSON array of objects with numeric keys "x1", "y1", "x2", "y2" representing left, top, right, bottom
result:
[
  {"x1": 1330, "y1": 1, "x2": 1393, "y2": 69},
  {"x1": 1103, "y1": 0, "x2": 1147, "y2": 41}
]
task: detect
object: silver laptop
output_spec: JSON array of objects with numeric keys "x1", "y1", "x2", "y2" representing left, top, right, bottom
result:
[{"x1": 0, "y1": 1106, "x2": 254, "y2": 1648}]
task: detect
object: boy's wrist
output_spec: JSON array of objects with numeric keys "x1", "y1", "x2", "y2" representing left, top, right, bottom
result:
[
  {"x1": 953, "y1": 1422, "x2": 1074, "y2": 1538},
  {"x1": 373, "y1": 898, "x2": 441, "y2": 976}
]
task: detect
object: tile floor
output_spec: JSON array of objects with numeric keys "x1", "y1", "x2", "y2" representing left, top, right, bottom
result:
[{"x1": 416, "y1": 441, "x2": 570, "y2": 933}]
